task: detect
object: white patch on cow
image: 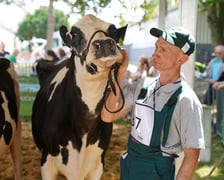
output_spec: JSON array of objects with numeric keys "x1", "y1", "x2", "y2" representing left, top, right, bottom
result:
[
  {"x1": 0, "y1": 91, "x2": 17, "y2": 155},
  {"x1": 48, "y1": 67, "x2": 69, "y2": 102},
  {"x1": 41, "y1": 134, "x2": 103, "y2": 180},
  {"x1": 75, "y1": 62, "x2": 108, "y2": 112}
]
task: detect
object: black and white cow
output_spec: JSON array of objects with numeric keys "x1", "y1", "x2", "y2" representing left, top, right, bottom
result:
[
  {"x1": 32, "y1": 14, "x2": 127, "y2": 179},
  {"x1": 0, "y1": 58, "x2": 21, "y2": 180}
]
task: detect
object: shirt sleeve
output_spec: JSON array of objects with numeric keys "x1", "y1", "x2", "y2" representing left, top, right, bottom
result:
[{"x1": 178, "y1": 89, "x2": 205, "y2": 149}]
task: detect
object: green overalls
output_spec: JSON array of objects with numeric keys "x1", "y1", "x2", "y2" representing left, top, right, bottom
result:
[{"x1": 120, "y1": 85, "x2": 182, "y2": 180}]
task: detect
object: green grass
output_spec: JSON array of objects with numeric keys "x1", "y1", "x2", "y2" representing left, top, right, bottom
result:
[
  {"x1": 19, "y1": 91, "x2": 36, "y2": 120},
  {"x1": 19, "y1": 75, "x2": 39, "y2": 84},
  {"x1": 18, "y1": 76, "x2": 38, "y2": 120},
  {"x1": 194, "y1": 135, "x2": 224, "y2": 180}
]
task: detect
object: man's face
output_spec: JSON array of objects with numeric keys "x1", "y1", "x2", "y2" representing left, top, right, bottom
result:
[
  {"x1": 214, "y1": 46, "x2": 223, "y2": 59},
  {"x1": 150, "y1": 38, "x2": 183, "y2": 72}
]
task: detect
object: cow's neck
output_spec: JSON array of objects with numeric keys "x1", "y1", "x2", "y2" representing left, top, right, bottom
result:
[{"x1": 76, "y1": 71, "x2": 108, "y2": 112}]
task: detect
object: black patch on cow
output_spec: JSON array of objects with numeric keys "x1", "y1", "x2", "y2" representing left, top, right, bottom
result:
[
  {"x1": 0, "y1": 58, "x2": 18, "y2": 129},
  {"x1": 86, "y1": 63, "x2": 98, "y2": 74},
  {"x1": 3, "y1": 121, "x2": 12, "y2": 145},
  {"x1": 40, "y1": 151, "x2": 48, "y2": 166},
  {"x1": 35, "y1": 59, "x2": 71, "y2": 87},
  {"x1": 32, "y1": 58, "x2": 93, "y2": 162},
  {"x1": 0, "y1": 94, "x2": 5, "y2": 138},
  {"x1": 107, "y1": 24, "x2": 128, "y2": 44},
  {"x1": 0, "y1": 104, "x2": 5, "y2": 138},
  {"x1": 60, "y1": 25, "x2": 87, "y2": 54},
  {"x1": 94, "y1": 39, "x2": 116, "y2": 59},
  {"x1": 61, "y1": 147, "x2": 69, "y2": 165}
]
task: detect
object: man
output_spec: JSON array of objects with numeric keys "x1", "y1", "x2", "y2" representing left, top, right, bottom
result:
[
  {"x1": 101, "y1": 27, "x2": 205, "y2": 180},
  {"x1": 0, "y1": 41, "x2": 10, "y2": 58},
  {"x1": 202, "y1": 45, "x2": 224, "y2": 105}
]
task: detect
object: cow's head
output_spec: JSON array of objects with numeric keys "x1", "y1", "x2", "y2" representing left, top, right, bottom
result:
[{"x1": 60, "y1": 14, "x2": 127, "y2": 74}]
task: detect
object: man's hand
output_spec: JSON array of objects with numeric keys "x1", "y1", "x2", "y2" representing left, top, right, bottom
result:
[{"x1": 118, "y1": 49, "x2": 128, "y2": 74}]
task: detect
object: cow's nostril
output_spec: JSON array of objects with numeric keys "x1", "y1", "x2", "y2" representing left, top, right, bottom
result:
[
  {"x1": 93, "y1": 42, "x2": 100, "y2": 51},
  {"x1": 108, "y1": 40, "x2": 116, "y2": 50}
]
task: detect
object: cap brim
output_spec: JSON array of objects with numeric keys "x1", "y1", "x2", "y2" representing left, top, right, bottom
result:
[{"x1": 150, "y1": 27, "x2": 164, "y2": 38}]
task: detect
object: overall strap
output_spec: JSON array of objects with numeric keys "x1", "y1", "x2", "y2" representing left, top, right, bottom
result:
[
  {"x1": 137, "y1": 78, "x2": 158, "y2": 100},
  {"x1": 162, "y1": 86, "x2": 182, "y2": 146}
]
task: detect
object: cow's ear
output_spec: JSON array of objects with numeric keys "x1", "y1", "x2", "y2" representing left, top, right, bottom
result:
[
  {"x1": 60, "y1": 26, "x2": 72, "y2": 48},
  {"x1": 116, "y1": 24, "x2": 128, "y2": 46}
]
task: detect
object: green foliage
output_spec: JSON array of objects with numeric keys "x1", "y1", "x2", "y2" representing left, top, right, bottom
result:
[
  {"x1": 116, "y1": 0, "x2": 158, "y2": 27},
  {"x1": 140, "y1": 0, "x2": 157, "y2": 24},
  {"x1": 17, "y1": 7, "x2": 69, "y2": 40},
  {"x1": 67, "y1": 0, "x2": 112, "y2": 15},
  {"x1": 198, "y1": 0, "x2": 224, "y2": 45},
  {"x1": 199, "y1": 0, "x2": 224, "y2": 7},
  {"x1": 0, "y1": 0, "x2": 25, "y2": 6}
]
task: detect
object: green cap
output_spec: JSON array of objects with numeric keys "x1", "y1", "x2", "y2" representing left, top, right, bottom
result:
[{"x1": 150, "y1": 27, "x2": 195, "y2": 56}]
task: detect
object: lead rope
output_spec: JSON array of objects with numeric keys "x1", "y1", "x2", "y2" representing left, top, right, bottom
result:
[{"x1": 104, "y1": 63, "x2": 125, "y2": 113}]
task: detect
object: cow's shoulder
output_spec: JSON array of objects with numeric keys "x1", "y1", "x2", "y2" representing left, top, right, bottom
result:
[{"x1": 36, "y1": 58, "x2": 72, "y2": 86}]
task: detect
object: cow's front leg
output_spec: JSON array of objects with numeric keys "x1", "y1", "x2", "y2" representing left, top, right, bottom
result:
[
  {"x1": 85, "y1": 160, "x2": 103, "y2": 180},
  {"x1": 41, "y1": 155, "x2": 58, "y2": 180},
  {"x1": 10, "y1": 119, "x2": 22, "y2": 180}
]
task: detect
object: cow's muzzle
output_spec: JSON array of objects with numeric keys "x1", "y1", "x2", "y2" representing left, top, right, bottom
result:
[{"x1": 92, "y1": 39, "x2": 117, "y2": 59}]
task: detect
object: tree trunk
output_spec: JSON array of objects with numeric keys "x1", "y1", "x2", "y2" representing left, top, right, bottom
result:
[
  {"x1": 207, "y1": 2, "x2": 224, "y2": 45},
  {"x1": 46, "y1": 0, "x2": 55, "y2": 49}
]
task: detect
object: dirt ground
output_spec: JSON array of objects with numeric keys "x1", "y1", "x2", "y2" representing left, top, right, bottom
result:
[
  {"x1": 0, "y1": 79, "x2": 207, "y2": 180},
  {"x1": 0, "y1": 122, "x2": 130, "y2": 180}
]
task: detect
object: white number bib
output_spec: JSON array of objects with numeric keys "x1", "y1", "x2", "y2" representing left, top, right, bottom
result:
[{"x1": 131, "y1": 100, "x2": 154, "y2": 146}]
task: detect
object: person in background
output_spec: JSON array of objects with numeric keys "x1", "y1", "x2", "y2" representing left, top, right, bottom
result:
[
  {"x1": 8, "y1": 49, "x2": 20, "y2": 74},
  {"x1": 8, "y1": 49, "x2": 19, "y2": 63},
  {"x1": 0, "y1": 41, "x2": 10, "y2": 58},
  {"x1": 58, "y1": 48, "x2": 68, "y2": 59},
  {"x1": 132, "y1": 55, "x2": 150, "y2": 81},
  {"x1": 101, "y1": 27, "x2": 205, "y2": 180},
  {"x1": 46, "y1": 49, "x2": 59, "y2": 61},
  {"x1": 31, "y1": 51, "x2": 45, "y2": 76},
  {"x1": 213, "y1": 81, "x2": 224, "y2": 90},
  {"x1": 201, "y1": 45, "x2": 224, "y2": 105},
  {"x1": 31, "y1": 49, "x2": 59, "y2": 76}
]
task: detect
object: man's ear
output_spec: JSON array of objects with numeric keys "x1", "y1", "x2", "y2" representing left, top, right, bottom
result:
[{"x1": 178, "y1": 54, "x2": 189, "y2": 64}]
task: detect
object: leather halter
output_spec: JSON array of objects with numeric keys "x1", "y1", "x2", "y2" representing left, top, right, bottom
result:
[{"x1": 67, "y1": 30, "x2": 125, "y2": 113}]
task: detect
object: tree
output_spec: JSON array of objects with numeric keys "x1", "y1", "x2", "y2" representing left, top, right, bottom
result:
[
  {"x1": 17, "y1": 7, "x2": 69, "y2": 40},
  {"x1": 1, "y1": 0, "x2": 157, "y2": 49},
  {"x1": 199, "y1": 0, "x2": 224, "y2": 45},
  {"x1": 65, "y1": 0, "x2": 157, "y2": 27},
  {"x1": 47, "y1": 0, "x2": 55, "y2": 49},
  {"x1": 42, "y1": 0, "x2": 157, "y2": 49}
]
